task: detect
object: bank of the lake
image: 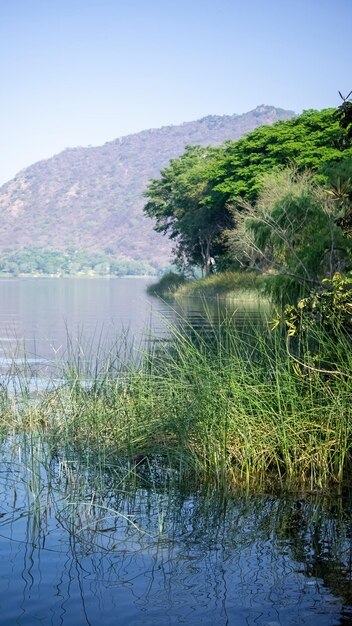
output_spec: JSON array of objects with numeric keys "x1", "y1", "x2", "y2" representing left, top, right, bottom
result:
[{"x1": 147, "y1": 270, "x2": 266, "y2": 299}]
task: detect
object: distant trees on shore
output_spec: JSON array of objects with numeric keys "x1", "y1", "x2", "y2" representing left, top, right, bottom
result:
[{"x1": 0, "y1": 248, "x2": 161, "y2": 277}]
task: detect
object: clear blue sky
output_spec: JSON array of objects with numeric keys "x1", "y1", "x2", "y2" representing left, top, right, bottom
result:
[{"x1": 0, "y1": 0, "x2": 350, "y2": 185}]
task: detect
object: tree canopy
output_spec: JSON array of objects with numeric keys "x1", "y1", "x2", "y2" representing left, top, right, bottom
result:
[
  {"x1": 144, "y1": 145, "x2": 232, "y2": 274},
  {"x1": 227, "y1": 167, "x2": 352, "y2": 300},
  {"x1": 144, "y1": 107, "x2": 352, "y2": 275}
]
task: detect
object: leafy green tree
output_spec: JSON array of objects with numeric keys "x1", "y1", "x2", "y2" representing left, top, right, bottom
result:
[
  {"x1": 212, "y1": 108, "x2": 352, "y2": 203},
  {"x1": 144, "y1": 145, "x2": 231, "y2": 274},
  {"x1": 282, "y1": 272, "x2": 352, "y2": 337},
  {"x1": 323, "y1": 158, "x2": 352, "y2": 237},
  {"x1": 334, "y1": 90, "x2": 352, "y2": 145}
]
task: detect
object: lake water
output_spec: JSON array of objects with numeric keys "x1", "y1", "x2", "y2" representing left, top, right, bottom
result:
[
  {"x1": 0, "y1": 277, "x2": 163, "y2": 362},
  {"x1": 0, "y1": 277, "x2": 351, "y2": 625}
]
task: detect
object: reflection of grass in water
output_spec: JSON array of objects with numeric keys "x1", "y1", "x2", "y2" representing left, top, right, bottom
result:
[
  {"x1": 0, "y1": 312, "x2": 351, "y2": 491},
  {"x1": 1, "y1": 431, "x2": 352, "y2": 613}
]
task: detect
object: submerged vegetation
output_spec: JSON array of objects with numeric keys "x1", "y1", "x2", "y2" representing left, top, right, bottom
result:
[{"x1": 3, "y1": 427, "x2": 352, "y2": 622}]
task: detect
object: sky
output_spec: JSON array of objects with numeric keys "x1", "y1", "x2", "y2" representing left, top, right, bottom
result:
[{"x1": 0, "y1": 0, "x2": 351, "y2": 185}]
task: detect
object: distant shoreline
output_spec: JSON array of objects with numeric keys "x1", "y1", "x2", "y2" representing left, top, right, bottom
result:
[{"x1": 0, "y1": 272, "x2": 156, "y2": 280}]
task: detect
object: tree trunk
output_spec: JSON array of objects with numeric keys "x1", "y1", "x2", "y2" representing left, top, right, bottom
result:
[{"x1": 199, "y1": 234, "x2": 214, "y2": 276}]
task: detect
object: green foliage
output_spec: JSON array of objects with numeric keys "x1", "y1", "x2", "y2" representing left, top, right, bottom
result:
[
  {"x1": 281, "y1": 272, "x2": 352, "y2": 336},
  {"x1": 174, "y1": 270, "x2": 264, "y2": 297},
  {"x1": 146, "y1": 272, "x2": 189, "y2": 297},
  {"x1": 208, "y1": 108, "x2": 352, "y2": 205},
  {"x1": 229, "y1": 168, "x2": 352, "y2": 300},
  {"x1": 322, "y1": 158, "x2": 352, "y2": 237},
  {"x1": 3, "y1": 316, "x2": 352, "y2": 490},
  {"x1": 144, "y1": 108, "x2": 352, "y2": 277},
  {"x1": 144, "y1": 145, "x2": 232, "y2": 274},
  {"x1": 334, "y1": 90, "x2": 352, "y2": 144}
]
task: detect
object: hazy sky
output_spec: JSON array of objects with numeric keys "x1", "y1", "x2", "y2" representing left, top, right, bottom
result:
[{"x1": 0, "y1": 0, "x2": 351, "y2": 185}]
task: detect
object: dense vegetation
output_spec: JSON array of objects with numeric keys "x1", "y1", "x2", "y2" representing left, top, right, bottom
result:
[
  {"x1": 1, "y1": 99, "x2": 352, "y2": 493},
  {"x1": 140, "y1": 98, "x2": 352, "y2": 491},
  {"x1": 144, "y1": 106, "x2": 352, "y2": 302},
  {"x1": 2, "y1": 317, "x2": 351, "y2": 491}
]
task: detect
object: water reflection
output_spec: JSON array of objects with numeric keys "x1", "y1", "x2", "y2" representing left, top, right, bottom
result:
[{"x1": 0, "y1": 434, "x2": 351, "y2": 625}]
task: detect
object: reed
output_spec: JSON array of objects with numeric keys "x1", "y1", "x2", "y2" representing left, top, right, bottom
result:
[
  {"x1": 0, "y1": 313, "x2": 351, "y2": 491},
  {"x1": 146, "y1": 272, "x2": 189, "y2": 297}
]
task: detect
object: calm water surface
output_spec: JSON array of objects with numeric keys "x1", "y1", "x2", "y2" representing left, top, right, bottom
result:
[
  {"x1": 0, "y1": 277, "x2": 164, "y2": 361},
  {"x1": 1, "y1": 434, "x2": 352, "y2": 626},
  {"x1": 0, "y1": 278, "x2": 351, "y2": 625},
  {"x1": 0, "y1": 276, "x2": 266, "y2": 349}
]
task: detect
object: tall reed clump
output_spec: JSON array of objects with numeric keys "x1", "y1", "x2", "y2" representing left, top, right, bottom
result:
[
  {"x1": 1, "y1": 314, "x2": 352, "y2": 492},
  {"x1": 174, "y1": 271, "x2": 263, "y2": 298},
  {"x1": 140, "y1": 314, "x2": 352, "y2": 490}
]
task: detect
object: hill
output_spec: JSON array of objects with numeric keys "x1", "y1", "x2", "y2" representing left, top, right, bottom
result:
[{"x1": 0, "y1": 106, "x2": 295, "y2": 269}]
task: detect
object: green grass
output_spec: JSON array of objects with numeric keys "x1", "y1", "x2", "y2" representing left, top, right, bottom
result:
[
  {"x1": 171, "y1": 270, "x2": 265, "y2": 298},
  {"x1": 148, "y1": 270, "x2": 265, "y2": 299},
  {"x1": 1, "y1": 314, "x2": 351, "y2": 493}
]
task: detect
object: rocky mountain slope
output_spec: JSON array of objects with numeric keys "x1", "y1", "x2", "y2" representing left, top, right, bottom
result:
[{"x1": 0, "y1": 106, "x2": 295, "y2": 266}]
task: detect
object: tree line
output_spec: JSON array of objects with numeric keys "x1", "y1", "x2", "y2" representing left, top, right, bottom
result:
[{"x1": 0, "y1": 248, "x2": 159, "y2": 277}]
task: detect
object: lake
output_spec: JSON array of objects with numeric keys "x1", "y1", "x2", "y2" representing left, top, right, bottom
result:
[
  {"x1": 0, "y1": 277, "x2": 351, "y2": 625},
  {"x1": 0, "y1": 276, "x2": 163, "y2": 361}
]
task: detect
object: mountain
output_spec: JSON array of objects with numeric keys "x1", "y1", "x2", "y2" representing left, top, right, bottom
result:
[{"x1": 0, "y1": 106, "x2": 295, "y2": 267}]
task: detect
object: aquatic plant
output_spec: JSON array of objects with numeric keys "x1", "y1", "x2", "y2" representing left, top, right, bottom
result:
[
  {"x1": 173, "y1": 270, "x2": 263, "y2": 298},
  {"x1": 0, "y1": 310, "x2": 351, "y2": 492}
]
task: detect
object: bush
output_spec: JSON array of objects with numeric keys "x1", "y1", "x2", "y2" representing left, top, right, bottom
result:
[{"x1": 147, "y1": 272, "x2": 189, "y2": 297}]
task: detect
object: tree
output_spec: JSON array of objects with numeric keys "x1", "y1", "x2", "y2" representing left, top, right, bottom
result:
[
  {"x1": 322, "y1": 158, "x2": 352, "y2": 237},
  {"x1": 334, "y1": 90, "x2": 352, "y2": 145},
  {"x1": 144, "y1": 108, "x2": 352, "y2": 274},
  {"x1": 211, "y1": 108, "x2": 352, "y2": 203},
  {"x1": 144, "y1": 145, "x2": 231, "y2": 275}
]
